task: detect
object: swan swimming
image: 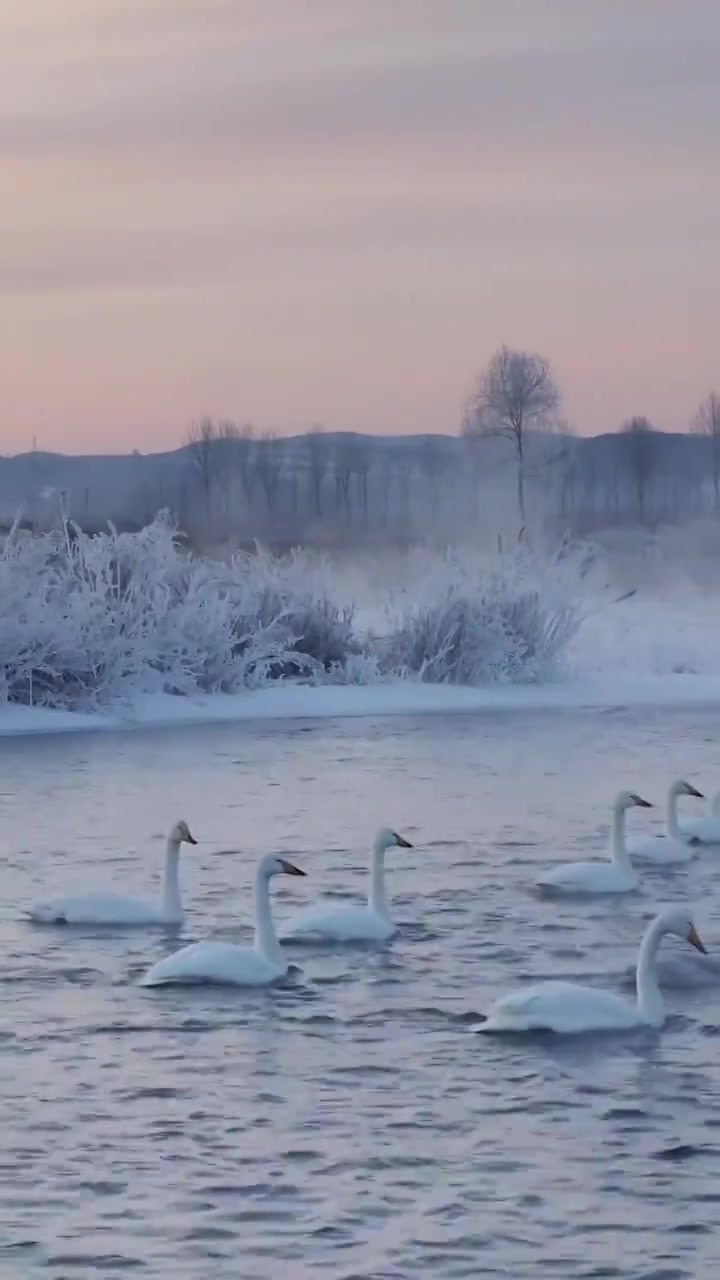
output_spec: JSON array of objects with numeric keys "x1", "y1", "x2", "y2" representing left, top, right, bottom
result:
[
  {"x1": 473, "y1": 907, "x2": 707, "y2": 1034},
  {"x1": 626, "y1": 779, "x2": 703, "y2": 864},
  {"x1": 538, "y1": 791, "x2": 651, "y2": 893},
  {"x1": 139, "y1": 852, "x2": 306, "y2": 987},
  {"x1": 28, "y1": 820, "x2": 198, "y2": 925},
  {"x1": 680, "y1": 789, "x2": 720, "y2": 845},
  {"x1": 281, "y1": 828, "x2": 413, "y2": 942}
]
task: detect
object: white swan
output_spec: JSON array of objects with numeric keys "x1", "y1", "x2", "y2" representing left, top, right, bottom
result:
[
  {"x1": 680, "y1": 789, "x2": 720, "y2": 845},
  {"x1": 139, "y1": 853, "x2": 306, "y2": 987},
  {"x1": 538, "y1": 792, "x2": 651, "y2": 893},
  {"x1": 281, "y1": 828, "x2": 413, "y2": 943},
  {"x1": 626, "y1": 779, "x2": 704, "y2": 864},
  {"x1": 28, "y1": 820, "x2": 198, "y2": 925},
  {"x1": 473, "y1": 907, "x2": 706, "y2": 1034}
]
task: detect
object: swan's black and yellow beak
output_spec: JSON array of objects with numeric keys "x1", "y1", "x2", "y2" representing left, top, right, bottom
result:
[
  {"x1": 688, "y1": 924, "x2": 707, "y2": 954},
  {"x1": 281, "y1": 859, "x2": 306, "y2": 877},
  {"x1": 394, "y1": 833, "x2": 413, "y2": 848}
]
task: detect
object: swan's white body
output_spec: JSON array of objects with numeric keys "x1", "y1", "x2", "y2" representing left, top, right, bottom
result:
[
  {"x1": 28, "y1": 821, "x2": 198, "y2": 926},
  {"x1": 626, "y1": 780, "x2": 704, "y2": 865},
  {"x1": 140, "y1": 853, "x2": 305, "y2": 987},
  {"x1": 680, "y1": 791, "x2": 720, "y2": 844},
  {"x1": 538, "y1": 792, "x2": 650, "y2": 894},
  {"x1": 474, "y1": 908, "x2": 706, "y2": 1034},
  {"x1": 282, "y1": 828, "x2": 413, "y2": 943}
]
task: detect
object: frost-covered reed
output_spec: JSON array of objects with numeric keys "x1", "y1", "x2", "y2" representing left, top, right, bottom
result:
[
  {"x1": 0, "y1": 514, "x2": 585, "y2": 709},
  {"x1": 375, "y1": 539, "x2": 585, "y2": 685}
]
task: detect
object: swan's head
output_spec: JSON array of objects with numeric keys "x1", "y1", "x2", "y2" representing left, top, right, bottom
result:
[
  {"x1": 170, "y1": 820, "x2": 197, "y2": 846},
  {"x1": 671, "y1": 779, "x2": 704, "y2": 799},
  {"x1": 260, "y1": 853, "x2": 306, "y2": 879},
  {"x1": 656, "y1": 906, "x2": 707, "y2": 954},
  {"x1": 617, "y1": 791, "x2": 653, "y2": 811},
  {"x1": 374, "y1": 828, "x2": 413, "y2": 853}
]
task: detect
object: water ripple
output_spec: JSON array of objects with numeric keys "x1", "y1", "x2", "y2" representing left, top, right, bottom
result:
[{"x1": 1, "y1": 708, "x2": 720, "y2": 1276}]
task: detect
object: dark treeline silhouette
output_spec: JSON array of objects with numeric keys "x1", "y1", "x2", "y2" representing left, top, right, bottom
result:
[{"x1": 1, "y1": 350, "x2": 718, "y2": 549}]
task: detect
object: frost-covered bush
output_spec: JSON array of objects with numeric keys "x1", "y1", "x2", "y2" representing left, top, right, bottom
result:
[
  {"x1": 228, "y1": 546, "x2": 361, "y2": 677},
  {"x1": 0, "y1": 515, "x2": 348, "y2": 708},
  {"x1": 0, "y1": 515, "x2": 587, "y2": 709},
  {"x1": 376, "y1": 542, "x2": 583, "y2": 685}
]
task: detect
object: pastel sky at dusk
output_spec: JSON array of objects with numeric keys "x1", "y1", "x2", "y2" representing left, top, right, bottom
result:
[{"x1": 2, "y1": 1, "x2": 719, "y2": 454}]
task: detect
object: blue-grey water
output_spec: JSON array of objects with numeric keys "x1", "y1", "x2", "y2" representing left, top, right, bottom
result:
[{"x1": 2, "y1": 705, "x2": 720, "y2": 1278}]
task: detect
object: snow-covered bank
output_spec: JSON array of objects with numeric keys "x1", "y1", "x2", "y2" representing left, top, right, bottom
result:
[
  {"x1": 4, "y1": 512, "x2": 720, "y2": 741},
  {"x1": 3, "y1": 675, "x2": 720, "y2": 739}
]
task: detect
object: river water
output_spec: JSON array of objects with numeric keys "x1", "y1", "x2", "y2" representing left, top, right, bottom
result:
[{"x1": 2, "y1": 704, "x2": 720, "y2": 1278}]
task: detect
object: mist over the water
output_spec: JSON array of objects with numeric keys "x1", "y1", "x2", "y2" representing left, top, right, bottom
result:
[
  {"x1": 305, "y1": 516, "x2": 720, "y2": 685},
  {"x1": 568, "y1": 520, "x2": 720, "y2": 680}
]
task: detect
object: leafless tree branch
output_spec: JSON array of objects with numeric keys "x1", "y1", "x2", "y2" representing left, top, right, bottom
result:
[{"x1": 462, "y1": 345, "x2": 560, "y2": 524}]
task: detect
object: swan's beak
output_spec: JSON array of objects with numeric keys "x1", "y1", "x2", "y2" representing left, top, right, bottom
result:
[
  {"x1": 186, "y1": 834, "x2": 198, "y2": 845},
  {"x1": 632, "y1": 796, "x2": 653, "y2": 808},
  {"x1": 280, "y1": 859, "x2": 306, "y2": 877},
  {"x1": 687, "y1": 925, "x2": 707, "y2": 954},
  {"x1": 687, "y1": 785, "x2": 705, "y2": 799},
  {"x1": 394, "y1": 834, "x2": 413, "y2": 848}
]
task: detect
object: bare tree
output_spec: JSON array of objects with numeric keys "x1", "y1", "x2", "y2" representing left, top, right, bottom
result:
[
  {"x1": 620, "y1": 416, "x2": 657, "y2": 525},
  {"x1": 236, "y1": 423, "x2": 256, "y2": 506},
  {"x1": 204, "y1": 420, "x2": 249, "y2": 533},
  {"x1": 418, "y1": 435, "x2": 452, "y2": 514},
  {"x1": 215, "y1": 420, "x2": 239, "y2": 515},
  {"x1": 185, "y1": 417, "x2": 218, "y2": 511},
  {"x1": 253, "y1": 430, "x2": 283, "y2": 520},
  {"x1": 333, "y1": 434, "x2": 361, "y2": 525},
  {"x1": 217, "y1": 420, "x2": 256, "y2": 512},
  {"x1": 460, "y1": 431, "x2": 490, "y2": 519},
  {"x1": 378, "y1": 453, "x2": 394, "y2": 527},
  {"x1": 306, "y1": 426, "x2": 329, "y2": 518},
  {"x1": 393, "y1": 456, "x2": 413, "y2": 530},
  {"x1": 555, "y1": 445, "x2": 580, "y2": 524},
  {"x1": 692, "y1": 392, "x2": 720, "y2": 512},
  {"x1": 462, "y1": 345, "x2": 560, "y2": 524},
  {"x1": 353, "y1": 439, "x2": 372, "y2": 528}
]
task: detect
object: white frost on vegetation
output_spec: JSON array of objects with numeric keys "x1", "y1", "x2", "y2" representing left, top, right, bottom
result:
[
  {"x1": 375, "y1": 539, "x2": 589, "y2": 685},
  {"x1": 0, "y1": 515, "x2": 588, "y2": 710}
]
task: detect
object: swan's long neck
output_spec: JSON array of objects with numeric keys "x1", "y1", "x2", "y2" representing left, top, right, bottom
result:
[
  {"x1": 610, "y1": 802, "x2": 633, "y2": 869},
  {"x1": 161, "y1": 838, "x2": 183, "y2": 918},
  {"x1": 635, "y1": 917, "x2": 666, "y2": 1025},
  {"x1": 254, "y1": 868, "x2": 284, "y2": 966},
  {"x1": 369, "y1": 840, "x2": 391, "y2": 918},
  {"x1": 712, "y1": 793, "x2": 720, "y2": 818},
  {"x1": 667, "y1": 785, "x2": 683, "y2": 840}
]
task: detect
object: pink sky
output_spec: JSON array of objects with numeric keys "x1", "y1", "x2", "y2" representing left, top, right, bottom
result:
[{"x1": 2, "y1": 0, "x2": 720, "y2": 454}]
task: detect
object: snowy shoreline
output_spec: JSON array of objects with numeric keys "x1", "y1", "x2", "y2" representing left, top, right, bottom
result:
[{"x1": 3, "y1": 675, "x2": 720, "y2": 739}]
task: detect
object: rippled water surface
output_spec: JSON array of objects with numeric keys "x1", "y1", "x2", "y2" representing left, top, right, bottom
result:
[{"x1": 3, "y1": 705, "x2": 720, "y2": 1278}]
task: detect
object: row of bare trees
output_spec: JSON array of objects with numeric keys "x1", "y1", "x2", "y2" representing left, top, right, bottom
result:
[
  {"x1": 179, "y1": 418, "x2": 465, "y2": 546},
  {"x1": 556, "y1": 412, "x2": 720, "y2": 532},
  {"x1": 11, "y1": 342, "x2": 717, "y2": 547},
  {"x1": 693, "y1": 392, "x2": 720, "y2": 509},
  {"x1": 172, "y1": 349, "x2": 720, "y2": 547}
]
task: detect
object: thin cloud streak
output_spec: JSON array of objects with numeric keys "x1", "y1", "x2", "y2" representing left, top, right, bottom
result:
[{"x1": 1, "y1": 0, "x2": 720, "y2": 449}]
